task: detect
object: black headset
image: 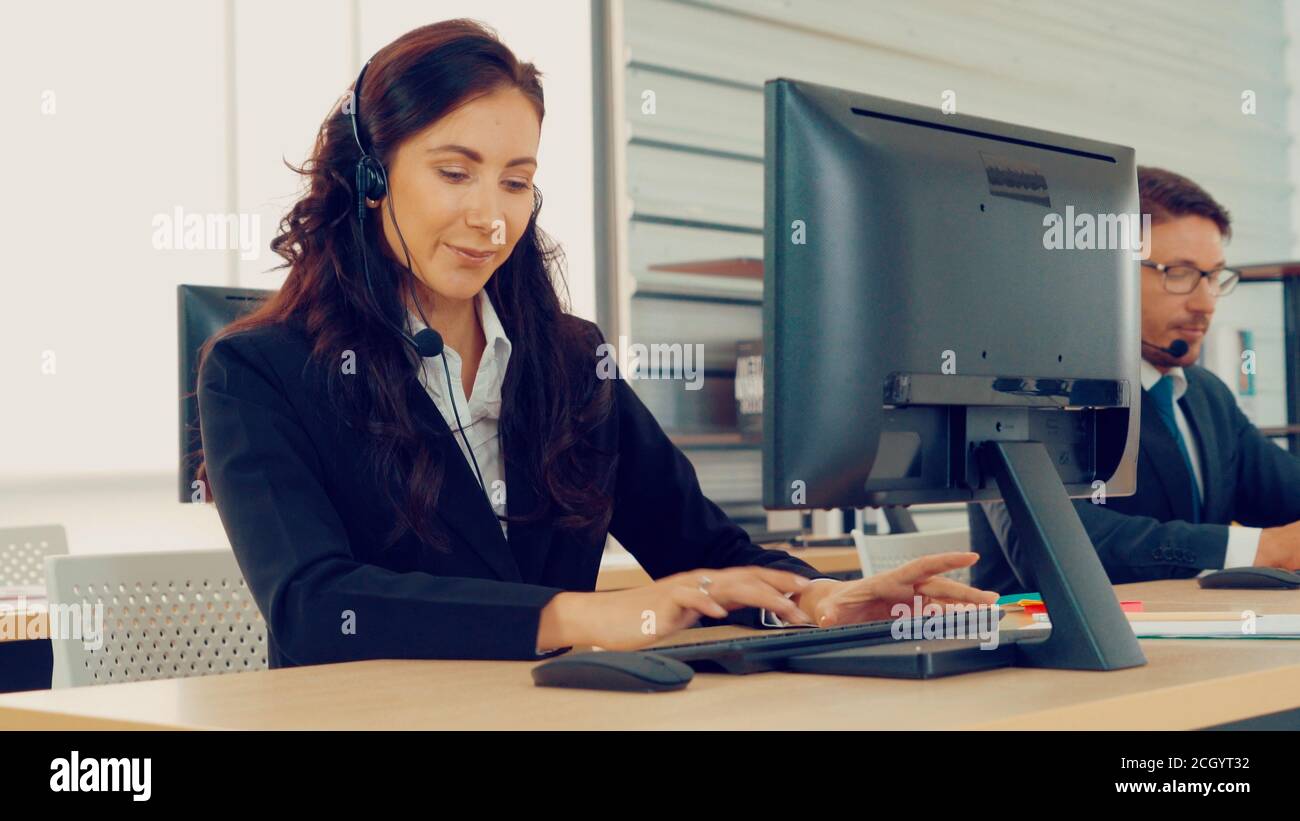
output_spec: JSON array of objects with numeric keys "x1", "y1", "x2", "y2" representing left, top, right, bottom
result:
[
  {"x1": 350, "y1": 59, "x2": 390, "y2": 221},
  {"x1": 348, "y1": 57, "x2": 489, "y2": 496}
]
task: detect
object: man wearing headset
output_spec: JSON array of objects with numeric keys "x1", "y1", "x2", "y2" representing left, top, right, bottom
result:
[{"x1": 971, "y1": 167, "x2": 1300, "y2": 594}]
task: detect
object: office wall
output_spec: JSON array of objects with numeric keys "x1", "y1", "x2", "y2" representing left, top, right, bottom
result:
[
  {"x1": 1291, "y1": 0, "x2": 1300, "y2": 262},
  {"x1": 603, "y1": 0, "x2": 1298, "y2": 528},
  {"x1": 0, "y1": 1, "x2": 230, "y2": 485}
]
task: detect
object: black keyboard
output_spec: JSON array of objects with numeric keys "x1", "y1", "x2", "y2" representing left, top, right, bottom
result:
[{"x1": 650, "y1": 611, "x2": 1008, "y2": 675}]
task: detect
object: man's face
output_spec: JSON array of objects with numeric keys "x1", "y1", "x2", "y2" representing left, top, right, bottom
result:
[{"x1": 1140, "y1": 215, "x2": 1225, "y2": 369}]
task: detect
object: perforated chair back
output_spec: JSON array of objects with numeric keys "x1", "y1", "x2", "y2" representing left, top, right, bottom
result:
[
  {"x1": 0, "y1": 524, "x2": 68, "y2": 588},
  {"x1": 44, "y1": 549, "x2": 268, "y2": 688},
  {"x1": 852, "y1": 526, "x2": 972, "y2": 585}
]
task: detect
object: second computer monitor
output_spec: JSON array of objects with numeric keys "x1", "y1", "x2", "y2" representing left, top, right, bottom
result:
[
  {"x1": 177, "y1": 284, "x2": 272, "y2": 502},
  {"x1": 762, "y1": 78, "x2": 1141, "y2": 511}
]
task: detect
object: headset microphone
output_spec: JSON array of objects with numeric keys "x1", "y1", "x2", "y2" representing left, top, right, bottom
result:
[
  {"x1": 410, "y1": 327, "x2": 444, "y2": 359},
  {"x1": 1142, "y1": 338, "x2": 1190, "y2": 359}
]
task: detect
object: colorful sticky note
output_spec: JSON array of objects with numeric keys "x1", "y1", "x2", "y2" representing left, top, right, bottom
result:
[{"x1": 996, "y1": 592, "x2": 1042, "y2": 607}]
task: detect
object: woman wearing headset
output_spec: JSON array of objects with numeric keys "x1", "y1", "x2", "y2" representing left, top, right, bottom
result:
[{"x1": 195, "y1": 19, "x2": 996, "y2": 669}]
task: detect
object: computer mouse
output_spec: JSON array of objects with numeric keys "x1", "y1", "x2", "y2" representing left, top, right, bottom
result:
[
  {"x1": 531, "y1": 651, "x2": 694, "y2": 692},
  {"x1": 1199, "y1": 567, "x2": 1300, "y2": 590}
]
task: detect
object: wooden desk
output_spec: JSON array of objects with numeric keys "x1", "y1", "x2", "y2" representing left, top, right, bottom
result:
[
  {"x1": 0, "y1": 599, "x2": 47, "y2": 643},
  {"x1": 0, "y1": 600, "x2": 51, "y2": 694},
  {"x1": 0, "y1": 580, "x2": 1298, "y2": 730}
]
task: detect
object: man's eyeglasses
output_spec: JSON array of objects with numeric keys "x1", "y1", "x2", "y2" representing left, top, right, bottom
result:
[{"x1": 1141, "y1": 260, "x2": 1240, "y2": 296}]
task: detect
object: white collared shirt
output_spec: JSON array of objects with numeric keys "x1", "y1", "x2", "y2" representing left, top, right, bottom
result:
[
  {"x1": 1139, "y1": 359, "x2": 1259, "y2": 568},
  {"x1": 407, "y1": 290, "x2": 511, "y2": 537}
]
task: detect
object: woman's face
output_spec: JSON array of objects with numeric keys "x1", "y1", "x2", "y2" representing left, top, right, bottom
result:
[{"x1": 376, "y1": 86, "x2": 540, "y2": 307}]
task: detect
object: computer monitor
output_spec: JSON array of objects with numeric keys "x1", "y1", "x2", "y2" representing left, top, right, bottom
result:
[
  {"x1": 177, "y1": 284, "x2": 271, "y2": 503},
  {"x1": 762, "y1": 78, "x2": 1145, "y2": 671}
]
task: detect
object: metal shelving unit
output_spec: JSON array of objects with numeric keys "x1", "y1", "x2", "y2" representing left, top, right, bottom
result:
[{"x1": 1237, "y1": 261, "x2": 1300, "y2": 455}]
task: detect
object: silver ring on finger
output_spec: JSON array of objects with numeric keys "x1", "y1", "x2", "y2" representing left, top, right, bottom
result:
[{"x1": 697, "y1": 575, "x2": 713, "y2": 596}]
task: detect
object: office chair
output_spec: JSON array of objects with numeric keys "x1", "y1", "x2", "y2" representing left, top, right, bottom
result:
[
  {"x1": 44, "y1": 548, "x2": 268, "y2": 688},
  {"x1": 852, "y1": 526, "x2": 973, "y2": 585},
  {"x1": 0, "y1": 524, "x2": 68, "y2": 589}
]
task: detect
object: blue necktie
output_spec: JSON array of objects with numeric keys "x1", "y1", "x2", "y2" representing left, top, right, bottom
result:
[{"x1": 1148, "y1": 375, "x2": 1202, "y2": 523}]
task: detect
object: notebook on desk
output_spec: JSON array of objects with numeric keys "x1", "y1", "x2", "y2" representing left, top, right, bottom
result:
[
  {"x1": 1026, "y1": 612, "x2": 1300, "y2": 639},
  {"x1": 0, "y1": 585, "x2": 46, "y2": 601},
  {"x1": 1132, "y1": 615, "x2": 1300, "y2": 639}
]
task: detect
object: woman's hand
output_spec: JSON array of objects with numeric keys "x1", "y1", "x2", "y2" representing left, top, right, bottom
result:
[
  {"x1": 796, "y1": 552, "x2": 999, "y2": 627},
  {"x1": 538, "y1": 566, "x2": 816, "y2": 652}
]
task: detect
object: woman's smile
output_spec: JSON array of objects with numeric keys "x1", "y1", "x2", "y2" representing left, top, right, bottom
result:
[{"x1": 444, "y1": 242, "x2": 496, "y2": 266}]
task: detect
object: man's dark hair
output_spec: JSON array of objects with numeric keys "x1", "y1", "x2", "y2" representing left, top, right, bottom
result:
[{"x1": 1138, "y1": 166, "x2": 1232, "y2": 240}]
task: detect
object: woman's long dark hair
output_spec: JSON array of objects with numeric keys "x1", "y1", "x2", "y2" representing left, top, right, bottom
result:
[{"x1": 194, "y1": 19, "x2": 615, "y2": 552}]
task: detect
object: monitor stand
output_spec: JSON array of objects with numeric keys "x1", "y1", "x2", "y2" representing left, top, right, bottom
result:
[
  {"x1": 977, "y1": 440, "x2": 1147, "y2": 671},
  {"x1": 881, "y1": 505, "x2": 918, "y2": 533}
]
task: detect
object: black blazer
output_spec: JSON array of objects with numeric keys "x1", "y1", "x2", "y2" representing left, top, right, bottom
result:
[
  {"x1": 197, "y1": 317, "x2": 826, "y2": 669},
  {"x1": 971, "y1": 364, "x2": 1300, "y2": 594}
]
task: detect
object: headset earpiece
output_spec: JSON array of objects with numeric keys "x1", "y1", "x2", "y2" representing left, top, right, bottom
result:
[
  {"x1": 357, "y1": 156, "x2": 387, "y2": 202},
  {"x1": 349, "y1": 59, "x2": 386, "y2": 217}
]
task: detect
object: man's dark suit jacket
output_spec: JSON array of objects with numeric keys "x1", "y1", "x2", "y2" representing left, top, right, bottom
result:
[
  {"x1": 197, "y1": 317, "x2": 827, "y2": 669},
  {"x1": 970, "y1": 364, "x2": 1300, "y2": 594}
]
